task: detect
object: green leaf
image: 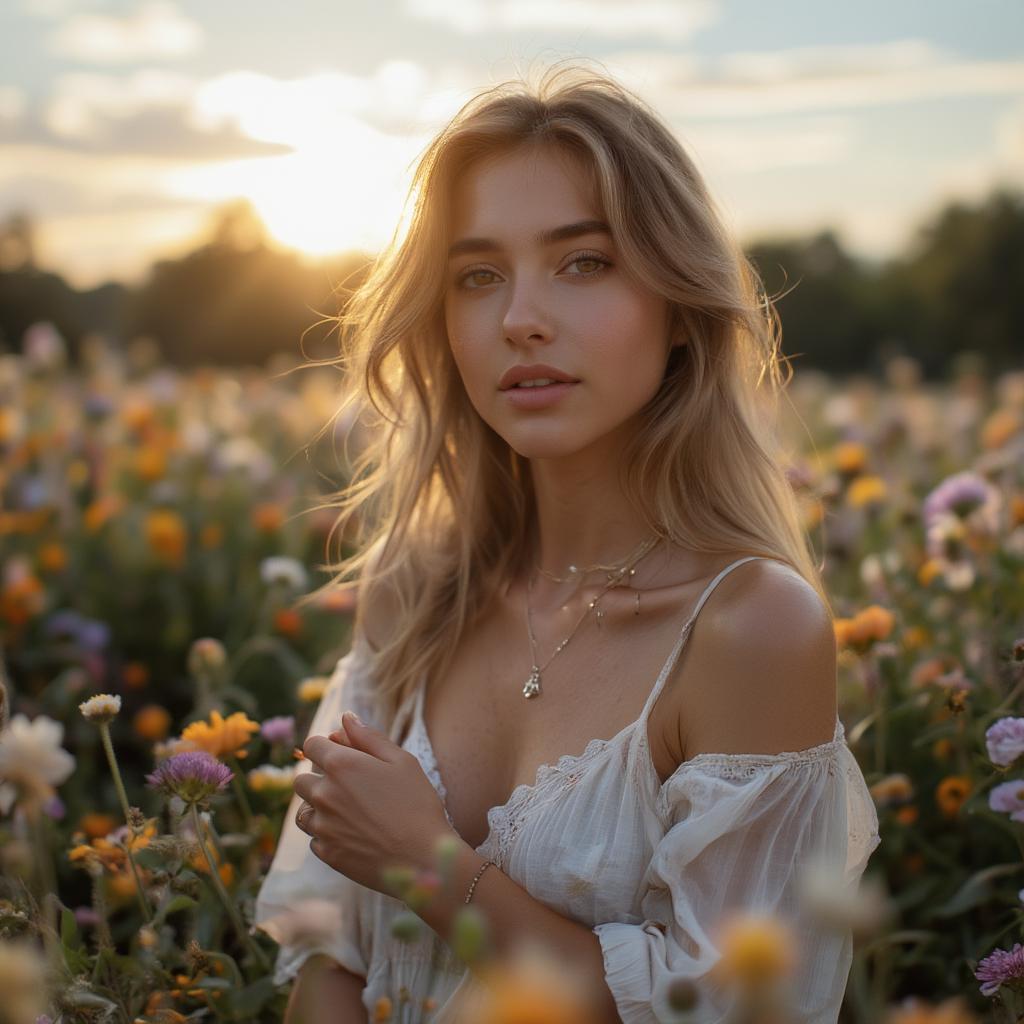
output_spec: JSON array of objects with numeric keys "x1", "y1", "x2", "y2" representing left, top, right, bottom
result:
[
  {"x1": 929, "y1": 863, "x2": 1024, "y2": 919},
  {"x1": 153, "y1": 894, "x2": 197, "y2": 925},
  {"x1": 60, "y1": 906, "x2": 83, "y2": 952}
]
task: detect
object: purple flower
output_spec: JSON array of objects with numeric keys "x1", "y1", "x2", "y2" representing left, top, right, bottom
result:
[
  {"x1": 260, "y1": 715, "x2": 296, "y2": 746},
  {"x1": 73, "y1": 906, "x2": 100, "y2": 928},
  {"x1": 976, "y1": 942, "x2": 1024, "y2": 996},
  {"x1": 988, "y1": 779, "x2": 1024, "y2": 822},
  {"x1": 44, "y1": 610, "x2": 110, "y2": 653},
  {"x1": 922, "y1": 471, "x2": 1000, "y2": 532},
  {"x1": 986, "y1": 718, "x2": 1024, "y2": 767},
  {"x1": 145, "y1": 751, "x2": 233, "y2": 805},
  {"x1": 42, "y1": 795, "x2": 65, "y2": 820}
]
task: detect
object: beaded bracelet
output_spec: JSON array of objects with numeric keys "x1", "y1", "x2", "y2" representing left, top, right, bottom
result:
[{"x1": 465, "y1": 859, "x2": 496, "y2": 904}]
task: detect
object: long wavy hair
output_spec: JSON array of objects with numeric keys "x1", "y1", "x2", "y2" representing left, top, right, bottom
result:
[{"x1": 300, "y1": 59, "x2": 829, "y2": 731}]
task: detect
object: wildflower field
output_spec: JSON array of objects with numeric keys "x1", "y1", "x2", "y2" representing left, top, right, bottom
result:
[{"x1": 1, "y1": 327, "x2": 1024, "y2": 1024}]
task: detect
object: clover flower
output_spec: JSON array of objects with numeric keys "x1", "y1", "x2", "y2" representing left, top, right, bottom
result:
[
  {"x1": 78, "y1": 693, "x2": 122, "y2": 724},
  {"x1": 975, "y1": 942, "x2": 1024, "y2": 996},
  {"x1": 986, "y1": 717, "x2": 1024, "y2": 767},
  {"x1": 145, "y1": 751, "x2": 233, "y2": 805}
]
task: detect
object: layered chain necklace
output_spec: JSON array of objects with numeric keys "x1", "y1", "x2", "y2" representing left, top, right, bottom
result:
[{"x1": 521, "y1": 536, "x2": 660, "y2": 699}]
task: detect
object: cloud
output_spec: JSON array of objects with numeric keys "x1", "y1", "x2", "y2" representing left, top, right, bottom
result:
[
  {"x1": 602, "y1": 41, "x2": 1024, "y2": 119},
  {"x1": 8, "y1": 70, "x2": 289, "y2": 158},
  {"x1": 47, "y1": 1, "x2": 202, "y2": 63},
  {"x1": 404, "y1": 0, "x2": 718, "y2": 41}
]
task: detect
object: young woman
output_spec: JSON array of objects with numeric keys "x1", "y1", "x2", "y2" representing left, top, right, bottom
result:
[{"x1": 255, "y1": 61, "x2": 880, "y2": 1023}]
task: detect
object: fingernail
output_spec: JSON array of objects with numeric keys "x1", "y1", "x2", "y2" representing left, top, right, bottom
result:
[{"x1": 345, "y1": 710, "x2": 362, "y2": 726}]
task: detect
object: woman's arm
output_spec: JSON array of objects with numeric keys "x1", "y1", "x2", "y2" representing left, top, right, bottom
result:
[{"x1": 284, "y1": 955, "x2": 368, "y2": 1024}]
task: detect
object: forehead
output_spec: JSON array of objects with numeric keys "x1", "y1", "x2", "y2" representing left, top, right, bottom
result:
[{"x1": 448, "y1": 145, "x2": 601, "y2": 232}]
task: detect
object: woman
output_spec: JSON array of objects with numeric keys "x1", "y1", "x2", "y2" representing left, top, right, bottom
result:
[{"x1": 255, "y1": 60, "x2": 880, "y2": 1023}]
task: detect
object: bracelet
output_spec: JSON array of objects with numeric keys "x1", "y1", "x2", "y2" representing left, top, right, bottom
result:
[{"x1": 465, "y1": 859, "x2": 496, "y2": 904}]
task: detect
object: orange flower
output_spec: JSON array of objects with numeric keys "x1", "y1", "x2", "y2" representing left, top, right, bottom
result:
[
  {"x1": 200, "y1": 523, "x2": 223, "y2": 548},
  {"x1": 145, "y1": 509, "x2": 187, "y2": 565},
  {"x1": 37, "y1": 542, "x2": 67, "y2": 573},
  {"x1": 273, "y1": 608, "x2": 303, "y2": 637},
  {"x1": 0, "y1": 574, "x2": 45, "y2": 627},
  {"x1": 847, "y1": 474, "x2": 888, "y2": 508},
  {"x1": 252, "y1": 502, "x2": 284, "y2": 533},
  {"x1": 980, "y1": 408, "x2": 1021, "y2": 450},
  {"x1": 134, "y1": 444, "x2": 167, "y2": 482},
  {"x1": 895, "y1": 805, "x2": 919, "y2": 825},
  {"x1": 78, "y1": 812, "x2": 117, "y2": 839},
  {"x1": 181, "y1": 710, "x2": 259, "y2": 760},
  {"x1": 869, "y1": 774, "x2": 914, "y2": 807},
  {"x1": 885, "y1": 996, "x2": 978, "y2": 1023},
  {"x1": 901, "y1": 626, "x2": 930, "y2": 650},
  {"x1": 917, "y1": 559, "x2": 942, "y2": 586},
  {"x1": 1011, "y1": 494, "x2": 1024, "y2": 529},
  {"x1": 372, "y1": 996, "x2": 393, "y2": 1022},
  {"x1": 835, "y1": 605, "x2": 895, "y2": 651},
  {"x1": 833, "y1": 441, "x2": 868, "y2": 476},
  {"x1": 134, "y1": 705, "x2": 172, "y2": 742},
  {"x1": 935, "y1": 775, "x2": 971, "y2": 817},
  {"x1": 122, "y1": 661, "x2": 150, "y2": 689},
  {"x1": 83, "y1": 495, "x2": 123, "y2": 533},
  {"x1": 932, "y1": 738, "x2": 955, "y2": 761}
]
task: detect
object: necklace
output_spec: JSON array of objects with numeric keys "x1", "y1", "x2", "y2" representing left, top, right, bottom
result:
[
  {"x1": 534, "y1": 536, "x2": 657, "y2": 585},
  {"x1": 522, "y1": 537, "x2": 659, "y2": 699}
]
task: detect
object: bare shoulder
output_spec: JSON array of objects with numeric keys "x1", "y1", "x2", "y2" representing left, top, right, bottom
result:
[{"x1": 680, "y1": 558, "x2": 838, "y2": 760}]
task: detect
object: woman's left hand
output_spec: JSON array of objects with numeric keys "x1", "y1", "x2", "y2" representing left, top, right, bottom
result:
[{"x1": 293, "y1": 710, "x2": 457, "y2": 893}]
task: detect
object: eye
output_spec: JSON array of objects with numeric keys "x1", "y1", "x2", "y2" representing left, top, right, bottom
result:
[{"x1": 453, "y1": 250, "x2": 613, "y2": 291}]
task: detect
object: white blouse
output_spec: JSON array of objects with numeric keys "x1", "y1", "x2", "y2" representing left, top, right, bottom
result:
[{"x1": 255, "y1": 556, "x2": 881, "y2": 1023}]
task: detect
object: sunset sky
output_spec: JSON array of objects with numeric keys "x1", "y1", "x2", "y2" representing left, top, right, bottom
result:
[{"x1": 0, "y1": 0, "x2": 1021, "y2": 290}]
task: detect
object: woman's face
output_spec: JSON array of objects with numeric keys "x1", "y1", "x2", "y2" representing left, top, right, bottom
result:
[{"x1": 443, "y1": 144, "x2": 680, "y2": 462}]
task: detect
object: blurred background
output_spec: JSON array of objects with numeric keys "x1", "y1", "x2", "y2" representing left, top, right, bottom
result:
[
  {"x1": 2, "y1": 4, "x2": 1024, "y2": 1022},
  {"x1": 0, "y1": 0, "x2": 1021, "y2": 374}
]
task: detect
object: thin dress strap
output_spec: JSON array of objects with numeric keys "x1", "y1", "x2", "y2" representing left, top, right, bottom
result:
[{"x1": 639, "y1": 555, "x2": 769, "y2": 722}]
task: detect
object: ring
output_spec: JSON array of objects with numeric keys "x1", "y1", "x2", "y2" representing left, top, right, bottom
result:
[{"x1": 296, "y1": 802, "x2": 314, "y2": 832}]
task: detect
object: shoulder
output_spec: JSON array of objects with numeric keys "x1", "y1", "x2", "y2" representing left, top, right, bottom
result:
[{"x1": 679, "y1": 558, "x2": 838, "y2": 760}]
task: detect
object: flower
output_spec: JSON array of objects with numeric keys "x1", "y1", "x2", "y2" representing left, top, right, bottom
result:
[
  {"x1": 935, "y1": 775, "x2": 971, "y2": 817},
  {"x1": 259, "y1": 715, "x2": 295, "y2": 746},
  {"x1": 923, "y1": 471, "x2": 1002, "y2": 533},
  {"x1": 297, "y1": 677, "x2": 329, "y2": 703},
  {"x1": 870, "y1": 773, "x2": 914, "y2": 807},
  {"x1": 133, "y1": 705, "x2": 172, "y2": 742},
  {"x1": 975, "y1": 942, "x2": 1024, "y2": 996},
  {"x1": 187, "y1": 638, "x2": 226, "y2": 676},
  {"x1": 0, "y1": 714, "x2": 76, "y2": 813},
  {"x1": 259, "y1": 556, "x2": 308, "y2": 591},
  {"x1": 247, "y1": 764, "x2": 298, "y2": 792},
  {"x1": 986, "y1": 717, "x2": 1024, "y2": 767},
  {"x1": 78, "y1": 693, "x2": 121, "y2": 724},
  {"x1": 0, "y1": 939, "x2": 47, "y2": 1024},
  {"x1": 988, "y1": 779, "x2": 1024, "y2": 821},
  {"x1": 145, "y1": 509, "x2": 187, "y2": 565},
  {"x1": 847, "y1": 474, "x2": 888, "y2": 508},
  {"x1": 708, "y1": 911, "x2": 798, "y2": 989},
  {"x1": 180, "y1": 710, "x2": 259, "y2": 760},
  {"x1": 885, "y1": 996, "x2": 978, "y2": 1023},
  {"x1": 145, "y1": 751, "x2": 233, "y2": 805},
  {"x1": 795, "y1": 857, "x2": 892, "y2": 941}
]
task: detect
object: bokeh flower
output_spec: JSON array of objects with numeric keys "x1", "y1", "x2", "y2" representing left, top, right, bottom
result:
[
  {"x1": 0, "y1": 939, "x2": 47, "y2": 1024},
  {"x1": 259, "y1": 556, "x2": 307, "y2": 591},
  {"x1": 259, "y1": 715, "x2": 295, "y2": 747},
  {"x1": 985, "y1": 717, "x2": 1024, "y2": 767},
  {"x1": 935, "y1": 776, "x2": 972, "y2": 817},
  {"x1": 708, "y1": 911, "x2": 798, "y2": 990},
  {"x1": 988, "y1": 779, "x2": 1024, "y2": 821},
  {"x1": 247, "y1": 764, "x2": 298, "y2": 792},
  {"x1": 297, "y1": 677, "x2": 329, "y2": 703},
  {"x1": 145, "y1": 751, "x2": 233, "y2": 805},
  {"x1": 0, "y1": 714, "x2": 76, "y2": 813},
  {"x1": 180, "y1": 710, "x2": 259, "y2": 760},
  {"x1": 133, "y1": 705, "x2": 172, "y2": 742}
]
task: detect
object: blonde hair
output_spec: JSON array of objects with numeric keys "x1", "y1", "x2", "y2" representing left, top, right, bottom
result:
[{"x1": 301, "y1": 59, "x2": 829, "y2": 729}]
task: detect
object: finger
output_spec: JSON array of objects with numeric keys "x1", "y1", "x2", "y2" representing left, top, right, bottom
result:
[
  {"x1": 304, "y1": 733, "x2": 354, "y2": 769},
  {"x1": 292, "y1": 772, "x2": 317, "y2": 803},
  {"x1": 328, "y1": 728, "x2": 349, "y2": 745},
  {"x1": 294, "y1": 802, "x2": 315, "y2": 835}
]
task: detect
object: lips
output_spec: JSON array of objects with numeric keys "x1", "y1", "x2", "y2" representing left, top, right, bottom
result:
[{"x1": 499, "y1": 363, "x2": 580, "y2": 390}]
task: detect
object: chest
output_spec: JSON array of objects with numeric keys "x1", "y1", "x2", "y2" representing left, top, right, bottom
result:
[{"x1": 415, "y1": 589, "x2": 700, "y2": 850}]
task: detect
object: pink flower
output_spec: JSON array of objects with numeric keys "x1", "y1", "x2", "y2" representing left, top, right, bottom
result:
[
  {"x1": 986, "y1": 717, "x2": 1024, "y2": 767},
  {"x1": 988, "y1": 779, "x2": 1024, "y2": 821},
  {"x1": 975, "y1": 942, "x2": 1024, "y2": 996}
]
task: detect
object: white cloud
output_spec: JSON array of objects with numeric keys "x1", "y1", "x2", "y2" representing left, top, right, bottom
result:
[
  {"x1": 47, "y1": 1, "x2": 203, "y2": 63},
  {"x1": 603, "y1": 42, "x2": 1024, "y2": 119},
  {"x1": 405, "y1": 0, "x2": 718, "y2": 41}
]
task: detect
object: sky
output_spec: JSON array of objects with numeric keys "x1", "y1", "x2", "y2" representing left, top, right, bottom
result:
[{"x1": 0, "y1": 0, "x2": 1021, "y2": 290}]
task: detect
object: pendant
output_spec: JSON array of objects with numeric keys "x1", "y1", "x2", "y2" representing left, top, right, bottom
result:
[{"x1": 522, "y1": 666, "x2": 542, "y2": 699}]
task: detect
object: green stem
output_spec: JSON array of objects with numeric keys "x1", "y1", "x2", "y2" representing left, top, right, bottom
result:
[
  {"x1": 189, "y1": 803, "x2": 270, "y2": 972},
  {"x1": 98, "y1": 723, "x2": 154, "y2": 922},
  {"x1": 28, "y1": 805, "x2": 62, "y2": 970},
  {"x1": 229, "y1": 756, "x2": 255, "y2": 830}
]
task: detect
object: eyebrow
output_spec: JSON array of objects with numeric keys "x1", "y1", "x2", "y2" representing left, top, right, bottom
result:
[{"x1": 447, "y1": 219, "x2": 612, "y2": 260}]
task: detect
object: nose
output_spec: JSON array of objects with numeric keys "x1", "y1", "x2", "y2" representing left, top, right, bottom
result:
[{"x1": 502, "y1": 273, "x2": 553, "y2": 347}]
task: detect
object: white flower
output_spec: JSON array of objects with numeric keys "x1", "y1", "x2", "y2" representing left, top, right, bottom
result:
[
  {"x1": 247, "y1": 764, "x2": 298, "y2": 792},
  {"x1": 260, "y1": 557, "x2": 307, "y2": 591},
  {"x1": 795, "y1": 855, "x2": 892, "y2": 941},
  {"x1": 78, "y1": 693, "x2": 122, "y2": 724},
  {"x1": 0, "y1": 714, "x2": 76, "y2": 813}
]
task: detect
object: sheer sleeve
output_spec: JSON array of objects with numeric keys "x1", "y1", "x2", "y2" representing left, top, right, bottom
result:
[
  {"x1": 253, "y1": 630, "x2": 386, "y2": 985},
  {"x1": 592, "y1": 739, "x2": 880, "y2": 1023}
]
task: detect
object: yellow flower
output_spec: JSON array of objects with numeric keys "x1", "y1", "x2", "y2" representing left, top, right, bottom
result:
[
  {"x1": 180, "y1": 710, "x2": 259, "y2": 760},
  {"x1": 935, "y1": 775, "x2": 971, "y2": 817},
  {"x1": 917, "y1": 558, "x2": 943, "y2": 586},
  {"x1": 885, "y1": 996, "x2": 978, "y2": 1023},
  {"x1": 980, "y1": 408, "x2": 1020, "y2": 450},
  {"x1": 372, "y1": 996, "x2": 393, "y2": 1022},
  {"x1": 145, "y1": 509, "x2": 187, "y2": 565},
  {"x1": 134, "y1": 444, "x2": 167, "y2": 482},
  {"x1": 835, "y1": 605, "x2": 895, "y2": 651},
  {"x1": 833, "y1": 441, "x2": 868, "y2": 476},
  {"x1": 847, "y1": 474, "x2": 888, "y2": 508},
  {"x1": 709, "y1": 912, "x2": 797, "y2": 990},
  {"x1": 83, "y1": 495, "x2": 123, "y2": 533},
  {"x1": 298, "y1": 677, "x2": 329, "y2": 702}
]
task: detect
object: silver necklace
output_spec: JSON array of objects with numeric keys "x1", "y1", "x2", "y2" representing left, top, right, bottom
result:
[{"x1": 522, "y1": 537, "x2": 659, "y2": 699}]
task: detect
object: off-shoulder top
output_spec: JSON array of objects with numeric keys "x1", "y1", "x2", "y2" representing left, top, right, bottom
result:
[{"x1": 254, "y1": 556, "x2": 881, "y2": 1023}]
